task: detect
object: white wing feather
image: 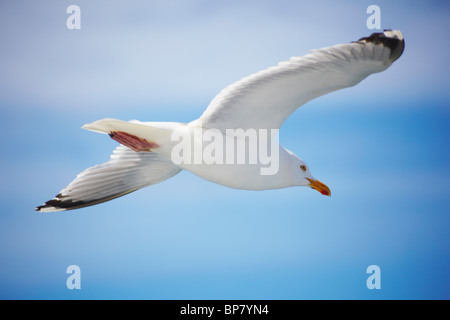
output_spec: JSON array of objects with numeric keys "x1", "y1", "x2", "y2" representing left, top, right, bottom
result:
[
  {"x1": 198, "y1": 30, "x2": 404, "y2": 131},
  {"x1": 36, "y1": 145, "x2": 181, "y2": 212}
]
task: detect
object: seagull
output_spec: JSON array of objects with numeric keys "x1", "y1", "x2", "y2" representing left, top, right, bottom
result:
[{"x1": 37, "y1": 30, "x2": 404, "y2": 212}]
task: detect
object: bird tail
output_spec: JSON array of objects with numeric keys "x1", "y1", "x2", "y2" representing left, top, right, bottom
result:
[{"x1": 82, "y1": 118, "x2": 178, "y2": 152}]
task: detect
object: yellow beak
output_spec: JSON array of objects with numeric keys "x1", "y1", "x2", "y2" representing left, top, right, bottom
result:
[{"x1": 306, "y1": 178, "x2": 331, "y2": 196}]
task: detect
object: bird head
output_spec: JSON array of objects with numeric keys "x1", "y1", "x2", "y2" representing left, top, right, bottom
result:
[{"x1": 292, "y1": 157, "x2": 331, "y2": 196}]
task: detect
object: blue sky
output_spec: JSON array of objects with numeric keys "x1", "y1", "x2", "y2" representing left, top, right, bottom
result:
[{"x1": 0, "y1": 0, "x2": 449, "y2": 299}]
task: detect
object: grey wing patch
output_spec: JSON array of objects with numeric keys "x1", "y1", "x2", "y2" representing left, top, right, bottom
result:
[{"x1": 36, "y1": 146, "x2": 181, "y2": 212}]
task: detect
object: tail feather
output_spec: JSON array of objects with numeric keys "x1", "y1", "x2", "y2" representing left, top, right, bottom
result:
[{"x1": 82, "y1": 118, "x2": 175, "y2": 148}]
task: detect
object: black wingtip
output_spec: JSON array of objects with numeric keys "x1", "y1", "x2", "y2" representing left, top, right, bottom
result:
[
  {"x1": 36, "y1": 196, "x2": 94, "y2": 212},
  {"x1": 357, "y1": 29, "x2": 405, "y2": 62},
  {"x1": 35, "y1": 205, "x2": 46, "y2": 212},
  {"x1": 36, "y1": 194, "x2": 68, "y2": 212},
  {"x1": 36, "y1": 189, "x2": 139, "y2": 213}
]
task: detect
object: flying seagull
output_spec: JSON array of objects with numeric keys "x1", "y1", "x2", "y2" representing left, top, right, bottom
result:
[{"x1": 37, "y1": 30, "x2": 404, "y2": 212}]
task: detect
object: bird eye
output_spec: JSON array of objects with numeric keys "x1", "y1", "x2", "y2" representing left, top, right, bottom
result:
[{"x1": 300, "y1": 165, "x2": 307, "y2": 171}]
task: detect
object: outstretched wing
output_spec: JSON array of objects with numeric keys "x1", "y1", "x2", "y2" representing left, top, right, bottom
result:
[
  {"x1": 197, "y1": 30, "x2": 404, "y2": 131},
  {"x1": 36, "y1": 145, "x2": 181, "y2": 212}
]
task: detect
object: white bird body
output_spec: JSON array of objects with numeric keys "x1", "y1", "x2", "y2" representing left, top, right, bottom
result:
[
  {"x1": 37, "y1": 30, "x2": 404, "y2": 212},
  {"x1": 84, "y1": 119, "x2": 301, "y2": 190}
]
